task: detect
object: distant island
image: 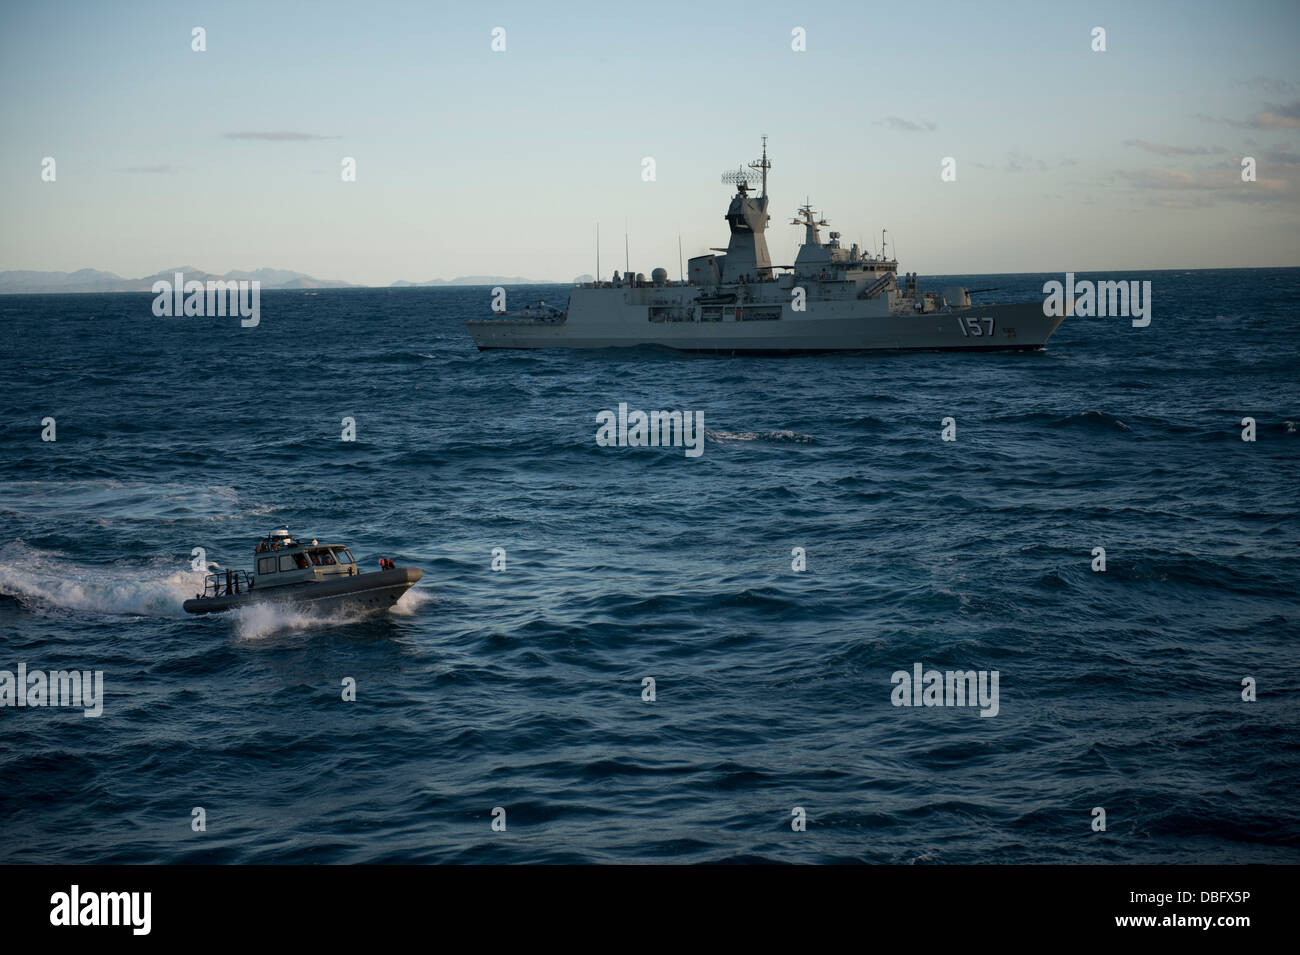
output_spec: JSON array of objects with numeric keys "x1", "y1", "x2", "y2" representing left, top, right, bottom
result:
[
  {"x1": 0, "y1": 268, "x2": 353, "y2": 294},
  {"x1": 390, "y1": 275, "x2": 560, "y2": 287},
  {"x1": 0, "y1": 269, "x2": 568, "y2": 293}
]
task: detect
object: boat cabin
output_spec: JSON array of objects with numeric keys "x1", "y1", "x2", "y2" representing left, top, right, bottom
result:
[{"x1": 252, "y1": 528, "x2": 357, "y2": 589}]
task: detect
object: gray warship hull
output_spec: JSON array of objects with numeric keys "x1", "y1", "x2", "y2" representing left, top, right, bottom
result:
[
  {"x1": 182, "y1": 567, "x2": 422, "y2": 615},
  {"x1": 467, "y1": 298, "x2": 1062, "y2": 353}
]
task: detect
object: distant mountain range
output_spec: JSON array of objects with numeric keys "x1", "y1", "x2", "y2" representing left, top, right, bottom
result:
[
  {"x1": 0, "y1": 269, "x2": 567, "y2": 293},
  {"x1": 0, "y1": 268, "x2": 353, "y2": 294},
  {"x1": 390, "y1": 275, "x2": 558, "y2": 287}
]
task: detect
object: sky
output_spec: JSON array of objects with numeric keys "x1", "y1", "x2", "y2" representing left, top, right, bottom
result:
[{"x1": 2, "y1": 0, "x2": 1298, "y2": 285}]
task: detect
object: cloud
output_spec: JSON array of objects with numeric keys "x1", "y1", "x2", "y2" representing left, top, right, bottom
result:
[
  {"x1": 1145, "y1": 196, "x2": 1214, "y2": 209},
  {"x1": 880, "y1": 116, "x2": 936, "y2": 132},
  {"x1": 970, "y1": 152, "x2": 1059, "y2": 173},
  {"x1": 1196, "y1": 112, "x2": 1251, "y2": 129},
  {"x1": 1237, "y1": 76, "x2": 1298, "y2": 96},
  {"x1": 1120, "y1": 164, "x2": 1294, "y2": 205},
  {"x1": 1221, "y1": 179, "x2": 1293, "y2": 201},
  {"x1": 1250, "y1": 100, "x2": 1300, "y2": 129},
  {"x1": 1003, "y1": 151, "x2": 1047, "y2": 173},
  {"x1": 1120, "y1": 166, "x2": 1221, "y2": 189},
  {"x1": 1258, "y1": 145, "x2": 1300, "y2": 165},
  {"x1": 1123, "y1": 139, "x2": 1222, "y2": 156},
  {"x1": 1200, "y1": 99, "x2": 1300, "y2": 130},
  {"x1": 221, "y1": 131, "x2": 340, "y2": 141}
]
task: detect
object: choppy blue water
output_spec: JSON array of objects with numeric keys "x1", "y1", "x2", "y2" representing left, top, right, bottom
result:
[{"x1": 1, "y1": 268, "x2": 1297, "y2": 864}]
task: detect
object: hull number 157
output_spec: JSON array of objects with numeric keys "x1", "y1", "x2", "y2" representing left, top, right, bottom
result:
[{"x1": 958, "y1": 316, "x2": 994, "y2": 337}]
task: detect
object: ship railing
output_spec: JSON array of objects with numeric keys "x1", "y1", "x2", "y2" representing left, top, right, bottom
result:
[{"x1": 203, "y1": 569, "x2": 253, "y2": 598}]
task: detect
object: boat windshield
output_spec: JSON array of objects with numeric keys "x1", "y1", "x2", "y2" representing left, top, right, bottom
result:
[{"x1": 332, "y1": 548, "x2": 353, "y2": 565}]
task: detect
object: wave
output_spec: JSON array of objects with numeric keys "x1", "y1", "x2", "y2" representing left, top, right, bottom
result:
[
  {"x1": 1051, "y1": 410, "x2": 1131, "y2": 432},
  {"x1": 0, "y1": 540, "x2": 200, "y2": 617},
  {"x1": 0, "y1": 479, "x2": 268, "y2": 523},
  {"x1": 231, "y1": 584, "x2": 429, "y2": 639},
  {"x1": 229, "y1": 602, "x2": 369, "y2": 641},
  {"x1": 0, "y1": 540, "x2": 430, "y2": 628},
  {"x1": 849, "y1": 415, "x2": 891, "y2": 431},
  {"x1": 388, "y1": 586, "x2": 433, "y2": 616},
  {"x1": 705, "y1": 429, "x2": 815, "y2": 444}
]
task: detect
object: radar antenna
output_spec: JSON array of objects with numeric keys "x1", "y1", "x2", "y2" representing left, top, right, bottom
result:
[
  {"x1": 720, "y1": 135, "x2": 772, "y2": 198},
  {"x1": 720, "y1": 166, "x2": 755, "y2": 195}
]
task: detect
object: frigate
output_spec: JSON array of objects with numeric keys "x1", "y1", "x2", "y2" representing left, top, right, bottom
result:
[{"x1": 466, "y1": 139, "x2": 1066, "y2": 353}]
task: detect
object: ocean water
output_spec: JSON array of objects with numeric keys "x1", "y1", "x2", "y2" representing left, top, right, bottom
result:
[{"x1": 0, "y1": 268, "x2": 1297, "y2": 864}]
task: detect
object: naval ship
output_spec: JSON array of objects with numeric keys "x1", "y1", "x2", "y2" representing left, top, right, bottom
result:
[
  {"x1": 182, "y1": 527, "x2": 422, "y2": 615},
  {"x1": 466, "y1": 139, "x2": 1066, "y2": 353}
]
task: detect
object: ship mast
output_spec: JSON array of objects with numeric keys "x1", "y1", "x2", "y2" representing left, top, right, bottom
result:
[{"x1": 750, "y1": 134, "x2": 771, "y2": 199}]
